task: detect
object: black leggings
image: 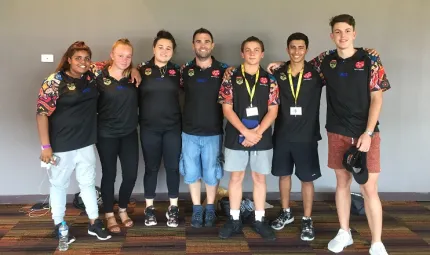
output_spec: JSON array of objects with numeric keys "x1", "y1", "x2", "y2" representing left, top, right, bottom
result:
[
  {"x1": 140, "y1": 126, "x2": 181, "y2": 199},
  {"x1": 96, "y1": 130, "x2": 139, "y2": 212}
]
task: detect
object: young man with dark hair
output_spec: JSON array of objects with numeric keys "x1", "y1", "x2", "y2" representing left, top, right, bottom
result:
[
  {"x1": 179, "y1": 28, "x2": 228, "y2": 228},
  {"x1": 267, "y1": 14, "x2": 390, "y2": 254},
  {"x1": 270, "y1": 32, "x2": 323, "y2": 242},
  {"x1": 217, "y1": 36, "x2": 279, "y2": 241}
]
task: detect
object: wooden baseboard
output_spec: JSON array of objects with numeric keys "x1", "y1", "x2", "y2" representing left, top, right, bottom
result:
[{"x1": 1, "y1": 192, "x2": 429, "y2": 204}]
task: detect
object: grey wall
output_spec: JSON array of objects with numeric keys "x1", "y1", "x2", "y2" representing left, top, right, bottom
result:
[{"x1": 1, "y1": 0, "x2": 429, "y2": 197}]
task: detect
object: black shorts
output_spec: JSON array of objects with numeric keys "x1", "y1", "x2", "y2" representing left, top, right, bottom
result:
[{"x1": 271, "y1": 141, "x2": 321, "y2": 182}]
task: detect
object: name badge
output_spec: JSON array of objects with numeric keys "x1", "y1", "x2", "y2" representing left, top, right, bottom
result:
[
  {"x1": 290, "y1": 107, "x2": 302, "y2": 116},
  {"x1": 246, "y1": 107, "x2": 259, "y2": 117}
]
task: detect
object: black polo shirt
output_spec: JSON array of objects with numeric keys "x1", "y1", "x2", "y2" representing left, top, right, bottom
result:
[
  {"x1": 310, "y1": 48, "x2": 391, "y2": 138},
  {"x1": 180, "y1": 57, "x2": 228, "y2": 136},
  {"x1": 137, "y1": 58, "x2": 181, "y2": 131},
  {"x1": 218, "y1": 66, "x2": 280, "y2": 151},
  {"x1": 273, "y1": 61, "x2": 323, "y2": 142},
  {"x1": 96, "y1": 68, "x2": 138, "y2": 138},
  {"x1": 36, "y1": 71, "x2": 98, "y2": 152}
]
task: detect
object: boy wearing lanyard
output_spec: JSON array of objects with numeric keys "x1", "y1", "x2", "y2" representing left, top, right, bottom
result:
[
  {"x1": 270, "y1": 33, "x2": 323, "y2": 242},
  {"x1": 217, "y1": 36, "x2": 279, "y2": 241}
]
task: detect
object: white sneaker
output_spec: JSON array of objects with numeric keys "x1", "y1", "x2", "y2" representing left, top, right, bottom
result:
[
  {"x1": 328, "y1": 228, "x2": 354, "y2": 253},
  {"x1": 369, "y1": 242, "x2": 388, "y2": 255}
]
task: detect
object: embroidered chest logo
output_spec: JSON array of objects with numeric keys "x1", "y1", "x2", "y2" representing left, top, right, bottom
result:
[
  {"x1": 188, "y1": 69, "x2": 194, "y2": 77},
  {"x1": 279, "y1": 73, "x2": 287, "y2": 81},
  {"x1": 259, "y1": 77, "x2": 268, "y2": 86},
  {"x1": 67, "y1": 83, "x2": 76, "y2": 91},
  {"x1": 236, "y1": 76, "x2": 243, "y2": 85},
  {"x1": 330, "y1": 60, "x2": 337, "y2": 69},
  {"x1": 354, "y1": 61, "x2": 365, "y2": 71},
  {"x1": 103, "y1": 78, "x2": 111, "y2": 85},
  {"x1": 168, "y1": 69, "x2": 176, "y2": 76},
  {"x1": 303, "y1": 71, "x2": 312, "y2": 80},
  {"x1": 145, "y1": 68, "x2": 152, "y2": 76},
  {"x1": 211, "y1": 69, "x2": 220, "y2": 78}
]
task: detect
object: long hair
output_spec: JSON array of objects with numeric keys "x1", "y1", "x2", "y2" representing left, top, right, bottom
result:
[
  {"x1": 55, "y1": 41, "x2": 92, "y2": 72},
  {"x1": 108, "y1": 38, "x2": 134, "y2": 77}
]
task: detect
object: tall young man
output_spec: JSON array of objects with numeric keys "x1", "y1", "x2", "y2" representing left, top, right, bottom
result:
[
  {"x1": 270, "y1": 33, "x2": 323, "y2": 242},
  {"x1": 179, "y1": 28, "x2": 228, "y2": 228},
  {"x1": 218, "y1": 36, "x2": 279, "y2": 241}
]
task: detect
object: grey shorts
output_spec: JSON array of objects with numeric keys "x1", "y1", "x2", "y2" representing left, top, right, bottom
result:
[{"x1": 224, "y1": 148, "x2": 273, "y2": 175}]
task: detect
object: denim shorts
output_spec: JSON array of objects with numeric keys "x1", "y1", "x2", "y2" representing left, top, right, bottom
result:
[{"x1": 179, "y1": 132, "x2": 223, "y2": 186}]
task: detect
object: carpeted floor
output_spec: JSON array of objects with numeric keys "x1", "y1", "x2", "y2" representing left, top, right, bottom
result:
[{"x1": 0, "y1": 200, "x2": 429, "y2": 254}]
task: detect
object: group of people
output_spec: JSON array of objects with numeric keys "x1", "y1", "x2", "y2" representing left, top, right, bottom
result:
[{"x1": 36, "y1": 13, "x2": 390, "y2": 255}]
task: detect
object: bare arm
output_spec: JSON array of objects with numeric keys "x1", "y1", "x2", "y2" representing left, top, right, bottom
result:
[
  {"x1": 222, "y1": 104, "x2": 249, "y2": 135},
  {"x1": 366, "y1": 90, "x2": 383, "y2": 132},
  {"x1": 256, "y1": 105, "x2": 278, "y2": 135},
  {"x1": 36, "y1": 115, "x2": 50, "y2": 145}
]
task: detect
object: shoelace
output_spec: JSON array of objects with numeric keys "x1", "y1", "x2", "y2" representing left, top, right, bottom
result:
[
  {"x1": 302, "y1": 221, "x2": 313, "y2": 232},
  {"x1": 205, "y1": 210, "x2": 215, "y2": 221},
  {"x1": 275, "y1": 212, "x2": 290, "y2": 223},
  {"x1": 193, "y1": 211, "x2": 203, "y2": 220}
]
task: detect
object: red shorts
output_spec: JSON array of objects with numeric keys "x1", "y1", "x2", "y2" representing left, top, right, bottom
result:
[{"x1": 327, "y1": 132, "x2": 381, "y2": 173}]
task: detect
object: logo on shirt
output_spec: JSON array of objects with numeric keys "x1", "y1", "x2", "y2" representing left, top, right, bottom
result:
[
  {"x1": 303, "y1": 71, "x2": 312, "y2": 80},
  {"x1": 145, "y1": 68, "x2": 152, "y2": 76},
  {"x1": 259, "y1": 77, "x2": 268, "y2": 86},
  {"x1": 188, "y1": 69, "x2": 195, "y2": 76},
  {"x1": 82, "y1": 88, "x2": 91, "y2": 93},
  {"x1": 67, "y1": 83, "x2": 76, "y2": 91},
  {"x1": 211, "y1": 69, "x2": 220, "y2": 78},
  {"x1": 168, "y1": 69, "x2": 176, "y2": 76},
  {"x1": 279, "y1": 73, "x2": 287, "y2": 80},
  {"x1": 236, "y1": 76, "x2": 243, "y2": 85},
  {"x1": 355, "y1": 61, "x2": 365, "y2": 71},
  {"x1": 330, "y1": 60, "x2": 337, "y2": 69},
  {"x1": 103, "y1": 78, "x2": 111, "y2": 86}
]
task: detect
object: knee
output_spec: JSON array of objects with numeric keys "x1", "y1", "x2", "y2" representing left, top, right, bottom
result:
[
  {"x1": 280, "y1": 175, "x2": 291, "y2": 183},
  {"x1": 230, "y1": 172, "x2": 245, "y2": 184},
  {"x1": 251, "y1": 172, "x2": 266, "y2": 185},
  {"x1": 335, "y1": 171, "x2": 352, "y2": 189},
  {"x1": 360, "y1": 183, "x2": 378, "y2": 198}
]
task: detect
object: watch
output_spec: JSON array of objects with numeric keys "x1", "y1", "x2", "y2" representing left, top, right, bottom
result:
[{"x1": 365, "y1": 130, "x2": 374, "y2": 137}]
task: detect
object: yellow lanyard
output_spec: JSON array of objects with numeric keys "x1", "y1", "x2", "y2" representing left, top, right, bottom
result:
[
  {"x1": 288, "y1": 67, "x2": 304, "y2": 106},
  {"x1": 241, "y1": 64, "x2": 260, "y2": 107}
]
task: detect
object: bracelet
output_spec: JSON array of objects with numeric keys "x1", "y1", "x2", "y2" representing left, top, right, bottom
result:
[{"x1": 41, "y1": 144, "x2": 51, "y2": 150}]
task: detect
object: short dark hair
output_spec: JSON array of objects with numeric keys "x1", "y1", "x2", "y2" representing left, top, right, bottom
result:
[
  {"x1": 241, "y1": 36, "x2": 265, "y2": 53},
  {"x1": 287, "y1": 32, "x2": 309, "y2": 49},
  {"x1": 192, "y1": 28, "x2": 213, "y2": 42},
  {"x1": 153, "y1": 30, "x2": 177, "y2": 50},
  {"x1": 329, "y1": 14, "x2": 356, "y2": 30}
]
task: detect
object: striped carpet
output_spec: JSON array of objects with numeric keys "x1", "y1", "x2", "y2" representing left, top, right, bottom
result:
[{"x1": 0, "y1": 200, "x2": 429, "y2": 254}]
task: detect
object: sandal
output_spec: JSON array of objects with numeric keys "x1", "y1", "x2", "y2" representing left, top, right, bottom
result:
[
  {"x1": 119, "y1": 210, "x2": 134, "y2": 228},
  {"x1": 106, "y1": 216, "x2": 121, "y2": 233}
]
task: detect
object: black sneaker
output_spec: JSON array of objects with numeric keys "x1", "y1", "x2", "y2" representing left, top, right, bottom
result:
[
  {"x1": 88, "y1": 219, "x2": 112, "y2": 240},
  {"x1": 204, "y1": 209, "x2": 217, "y2": 227},
  {"x1": 53, "y1": 223, "x2": 76, "y2": 245},
  {"x1": 219, "y1": 216, "x2": 243, "y2": 239},
  {"x1": 145, "y1": 206, "x2": 157, "y2": 226},
  {"x1": 301, "y1": 217, "x2": 315, "y2": 241},
  {"x1": 166, "y1": 205, "x2": 179, "y2": 228},
  {"x1": 191, "y1": 205, "x2": 204, "y2": 228},
  {"x1": 271, "y1": 209, "x2": 294, "y2": 230},
  {"x1": 252, "y1": 217, "x2": 276, "y2": 241}
]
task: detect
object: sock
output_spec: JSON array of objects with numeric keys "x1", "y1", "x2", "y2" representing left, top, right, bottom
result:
[
  {"x1": 53, "y1": 217, "x2": 63, "y2": 226},
  {"x1": 193, "y1": 204, "x2": 203, "y2": 213},
  {"x1": 205, "y1": 204, "x2": 215, "y2": 212},
  {"x1": 255, "y1": 210, "x2": 265, "y2": 221},
  {"x1": 230, "y1": 209, "x2": 240, "y2": 220},
  {"x1": 302, "y1": 216, "x2": 311, "y2": 220},
  {"x1": 283, "y1": 208, "x2": 290, "y2": 213},
  {"x1": 119, "y1": 207, "x2": 127, "y2": 213},
  {"x1": 170, "y1": 198, "x2": 178, "y2": 207},
  {"x1": 146, "y1": 199, "x2": 154, "y2": 208}
]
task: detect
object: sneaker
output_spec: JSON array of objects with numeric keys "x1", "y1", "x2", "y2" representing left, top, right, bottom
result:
[
  {"x1": 87, "y1": 219, "x2": 112, "y2": 241},
  {"x1": 271, "y1": 209, "x2": 294, "y2": 230},
  {"x1": 166, "y1": 205, "x2": 179, "y2": 228},
  {"x1": 219, "y1": 216, "x2": 243, "y2": 239},
  {"x1": 369, "y1": 242, "x2": 388, "y2": 255},
  {"x1": 144, "y1": 206, "x2": 157, "y2": 226},
  {"x1": 53, "y1": 223, "x2": 76, "y2": 245},
  {"x1": 327, "y1": 228, "x2": 353, "y2": 253},
  {"x1": 252, "y1": 217, "x2": 276, "y2": 241},
  {"x1": 204, "y1": 209, "x2": 217, "y2": 227},
  {"x1": 300, "y1": 217, "x2": 315, "y2": 241},
  {"x1": 191, "y1": 205, "x2": 204, "y2": 228}
]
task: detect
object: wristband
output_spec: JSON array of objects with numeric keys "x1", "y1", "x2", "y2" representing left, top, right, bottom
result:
[{"x1": 41, "y1": 144, "x2": 51, "y2": 150}]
